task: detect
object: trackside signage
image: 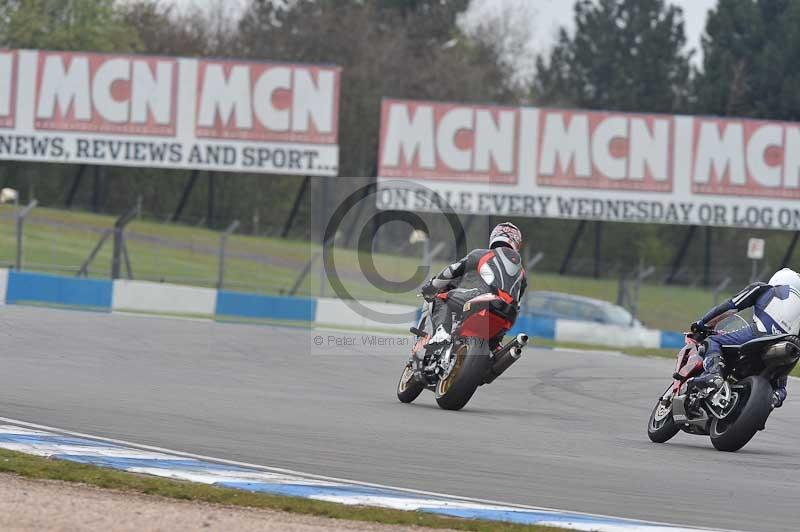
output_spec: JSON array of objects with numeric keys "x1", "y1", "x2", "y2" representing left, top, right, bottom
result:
[
  {"x1": 377, "y1": 99, "x2": 800, "y2": 230},
  {"x1": 0, "y1": 49, "x2": 340, "y2": 176}
]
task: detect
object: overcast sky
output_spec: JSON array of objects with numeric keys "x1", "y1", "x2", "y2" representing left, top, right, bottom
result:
[{"x1": 174, "y1": 0, "x2": 717, "y2": 62}]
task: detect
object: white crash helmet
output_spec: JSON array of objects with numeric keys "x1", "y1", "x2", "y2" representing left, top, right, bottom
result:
[
  {"x1": 489, "y1": 222, "x2": 522, "y2": 251},
  {"x1": 768, "y1": 268, "x2": 800, "y2": 293}
]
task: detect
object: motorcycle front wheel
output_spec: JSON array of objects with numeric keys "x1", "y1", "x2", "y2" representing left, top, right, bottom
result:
[
  {"x1": 710, "y1": 375, "x2": 772, "y2": 452},
  {"x1": 647, "y1": 389, "x2": 680, "y2": 443},
  {"x1": 397, "y1": 362, "x2": 425, "y2": 403},
  {"x1": 434, "y1": 337, "x2": 490, "y2": 411}
]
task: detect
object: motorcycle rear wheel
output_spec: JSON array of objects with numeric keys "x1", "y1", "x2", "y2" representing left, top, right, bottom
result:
[
  {"x1": 647, "y1": 390, "x2": 680, "y2": 443},
  {"x1": 397, "y1": 362, "x2": 425, "y2": 403},
  {"x1": 434, "y1": 338, "x2": 490, "y2": 411},
  {"x1": 710, "y1": 376, "x2": 772, "y2": 452}
]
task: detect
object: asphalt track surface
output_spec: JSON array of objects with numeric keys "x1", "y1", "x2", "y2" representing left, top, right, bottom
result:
[{"x1": 0, "y1": 306, "x2": 798, "y2": 532}]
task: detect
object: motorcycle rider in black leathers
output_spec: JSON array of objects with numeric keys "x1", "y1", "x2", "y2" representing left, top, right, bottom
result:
[{"x1": 419, "y1": 222, "x2": 527, "y2": 352}]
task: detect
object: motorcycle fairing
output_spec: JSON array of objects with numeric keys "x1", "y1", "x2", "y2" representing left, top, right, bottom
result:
[
  {"x1": 671, "y1": 341, "x2": 704, "y2": 395},
  {"x1": 458, "y1": 309, "x2": 511, "y2": 340}
]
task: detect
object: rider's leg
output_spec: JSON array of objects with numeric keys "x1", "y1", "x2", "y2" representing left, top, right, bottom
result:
[
  {"x1": 692, "y1": 339, "x2": 725, "y2": 390},
  {"x1": 428, "y1": 299, "x2": 452, "y2": 345},
  {"x1": 693, "y1": 325, "x2": 758, "y2": 390}
]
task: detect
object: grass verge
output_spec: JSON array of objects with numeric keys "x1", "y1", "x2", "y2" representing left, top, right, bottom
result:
[{"x1": 0, "y1": 448, "x2": 563, "y2": 532}]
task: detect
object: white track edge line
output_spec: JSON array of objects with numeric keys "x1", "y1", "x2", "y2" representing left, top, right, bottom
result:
[{"x1": 0, "y1": 415, "x2": 740, "y2": 532}]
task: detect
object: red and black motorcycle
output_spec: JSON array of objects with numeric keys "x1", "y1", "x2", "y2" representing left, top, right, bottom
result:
[
  {"x1": 396, "y1": 290, "x2": 528, "y2": 411},
  {"x1": 648, "y1": 314, "x2": 799, "y2": 452}
]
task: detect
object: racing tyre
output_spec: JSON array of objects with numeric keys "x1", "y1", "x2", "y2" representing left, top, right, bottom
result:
[
  {"x1": 710, "y1": 375, "x2": 772, "y2": 452},
  {"x1": 397, "y1": 362, "x2": 424, "y2": 403},
  {"x1": 647, "y1": 391, "x2": 680, "y2": 443},
  {"x1": 435, "y1": 338, "x2": 490, "y2": 411}
]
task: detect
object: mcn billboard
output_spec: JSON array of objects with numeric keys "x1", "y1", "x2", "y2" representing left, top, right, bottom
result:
[
  {"x1": 377, "y1": 99, "x2": 800, "y2": 230},
  {"x1": 0, "y1": 49, "x2": 340, "y2": 176}
]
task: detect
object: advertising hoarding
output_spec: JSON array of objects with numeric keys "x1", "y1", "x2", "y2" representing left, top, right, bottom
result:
[
  {"x1": 0, "y1": 49, "x2": 340, "y2": 176},
  {"x1": 377, "y1": 99, "x2": 800, "y2": 230}
]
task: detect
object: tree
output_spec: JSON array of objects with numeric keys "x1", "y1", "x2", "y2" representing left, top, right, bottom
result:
[
  {"x1": 692, "y1": 0, "x2": 762, "y2": 117},
  {"x1": 237, "y1": 0, "x2": 514, "y2": 178},
  {"x1": 0, "y1": 0, "x2": 140, "y2": 52},
  {"x1": 695, "y1": 0, "x2": 800, "y2": 121},
  {"x1": 533, "y1": 0, "x2": 691, "y2": 113},
  {"x1": 462, "y1": 0, "x2": 537, "y2": 90}
]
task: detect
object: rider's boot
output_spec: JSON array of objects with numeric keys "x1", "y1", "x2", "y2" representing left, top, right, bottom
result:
[
  {"x1": 772, "y1": 375, "x2": 788, "y2": 409},
  {"x1": 691, "y1": 352, "x2": 725, "y2": 394}
]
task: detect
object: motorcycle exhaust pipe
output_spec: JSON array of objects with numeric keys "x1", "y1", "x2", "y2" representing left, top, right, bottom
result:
[{"x1": 483, "y1": 334, "x2": 528, "y2": 384}]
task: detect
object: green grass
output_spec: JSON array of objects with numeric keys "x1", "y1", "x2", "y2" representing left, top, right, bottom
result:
[
  {"x1": 0, "y1": 205, "x2": 730, "y2": 331},
  {"x1": 0, "y1": 448, "x2": 563, "y2": 532}
]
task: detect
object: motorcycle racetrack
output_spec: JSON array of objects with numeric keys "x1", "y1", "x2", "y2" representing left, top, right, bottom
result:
[{"x1": 1, "y1": 305, "x2": 798, "y2": 532}]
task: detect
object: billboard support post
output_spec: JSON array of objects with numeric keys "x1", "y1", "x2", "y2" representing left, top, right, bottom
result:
[
  {"x1": 344, "y1": 179, "x2": 376, "y2": 247},
  {"x1": 559, "y1": 221, "x2": 587, "y2": 275},
  {"x1": 782, "y1": 232, "x2": 799, "y2": 268},
  {"x1": 171, "y1": 170, "x2": 200, "y2": 223},
  {"x1": 91, "y1": 166, "x2": 105, "y2": 213},
  {"x1": 704, "y1": 226, "x2": 713, "y2": 287},
  {"x1": 666, "y1": 226, "x2": 697, "y2": 285},
  {"x1": 594, "y1": 222, "x2": 603, "y2": 279},
  {"x1": 207, "y1": 172, "x2": 215, "y2": 229},
  {"x1": 282, "y1": 176, "x2": 310, "y2": 238},
  {"x1": 64, "y1": 165, "x2": 86, "y2": 208}
]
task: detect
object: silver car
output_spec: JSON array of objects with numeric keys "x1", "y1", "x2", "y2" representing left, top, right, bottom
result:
[{"x1": 522, "y1": 291, "x2": 643, "y2": 328}]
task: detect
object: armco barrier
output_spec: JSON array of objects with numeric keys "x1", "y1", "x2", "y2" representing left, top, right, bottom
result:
[
  {"x1": 215, "y1": 290, "x2": 316, "y2": 322},
  {"x1": 112, "y1": 280, "x2": 217, "y2": 316},
  {"x1": 6, "y1": 271, "x2": 112, "y2": 310}
]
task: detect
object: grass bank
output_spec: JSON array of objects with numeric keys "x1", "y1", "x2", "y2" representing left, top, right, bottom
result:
[{"x1": 0, "y1": 448, "x2": 562, "y2": 532}]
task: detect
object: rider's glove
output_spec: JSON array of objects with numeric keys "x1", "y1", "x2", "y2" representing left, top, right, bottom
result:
[
  {"x1": 690, "y1": 320, "x2": 710, "y2": 335},
  {"x1": 420, "y1": 280, "x2": 438, "y2": 302}
]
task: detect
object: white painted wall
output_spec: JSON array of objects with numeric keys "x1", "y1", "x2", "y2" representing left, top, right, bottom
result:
[
  {"x1": 0, "y1": 268, "x2": 7, "y2": 304},
  {"x1": 555, "y1": 319, "x2": 662, "y2": 349},
  {"x1": 112, "y1": 280, "x2": 216, "y2": 316},
  {"x1": 315, "y1": 298, "x2": 418, "y2": 331}
]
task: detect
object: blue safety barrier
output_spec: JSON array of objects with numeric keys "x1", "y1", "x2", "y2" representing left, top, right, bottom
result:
[
  {"x1": 660, "y1": 330, "x2": 686, "y2": 349},
  {"x1": 215, "y1": 290, "x2": 316, "y2": 322},
  {"x1": 510, "y1": 314, "x2": 556, "y2": 340},
  {"x1": 6, "y1": 271, "x2": 112, "y2": 310}
]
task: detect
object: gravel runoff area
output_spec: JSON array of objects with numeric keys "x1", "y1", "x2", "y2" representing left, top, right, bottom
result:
[{"x1": 0, "y1": 473, "x2": 452, "y2": 532}]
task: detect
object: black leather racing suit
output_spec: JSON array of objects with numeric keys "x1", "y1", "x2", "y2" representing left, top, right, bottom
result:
[{"x1": 421, "y1": 245, "x2": 527, "y2": 349}]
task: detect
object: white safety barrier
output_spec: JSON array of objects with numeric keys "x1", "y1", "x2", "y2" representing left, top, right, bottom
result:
[
  {"x1": 111, "y1": 280, "x2": 217, "y2": 317},
  {"x1": 0, "y1": 268, "x2": 8, "y2": 305},
  {"x1": 555, "y1": 319, "x2": 663, "y2": 349},
  {"x1": 315, "y1": 298, "x2": 418, "y2": 332}
]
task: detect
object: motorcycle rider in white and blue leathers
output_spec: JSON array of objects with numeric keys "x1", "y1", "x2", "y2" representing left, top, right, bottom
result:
[{"x1": 691, "y1": 268, "x2": 800, "y2": 409}]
